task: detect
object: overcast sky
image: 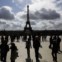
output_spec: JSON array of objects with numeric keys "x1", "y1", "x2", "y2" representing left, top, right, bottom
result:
[{"x1": 0, "y1": 0, "x2": 62, "y2": 30}]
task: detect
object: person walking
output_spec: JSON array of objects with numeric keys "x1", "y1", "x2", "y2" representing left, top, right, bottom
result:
[
  {"x1": 0, "y1": 36, "x2": 9, "y2": 62},
  {"x1": 26, "y1": 35, "x2": 31, "y2": 58},
  {"x1": 51, "y1": 36, "x2": 59, "y2": 62},
  {"x1": 33, "y1": 35, "x2": 41, "y2": 62},
  {"x1": 10, "y1": 43, "x2": 18, "y2": 62},
  {"x1": 57, "y1": 36, "x2": 62, "y2": 53},
  {"x1": 49, "y1": 36, "x2": 53, "y2": 49}
]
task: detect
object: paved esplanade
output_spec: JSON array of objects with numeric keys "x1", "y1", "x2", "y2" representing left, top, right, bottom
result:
[{"x1": 4, "y1": 37, "x2": 62, "y2": 62}]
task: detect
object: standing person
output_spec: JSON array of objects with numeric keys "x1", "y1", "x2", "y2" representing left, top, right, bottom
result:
[
  {"x1": 26, "y1": 35, "x2": 31, "y2": 58},
  {"x1": 42, "y1": 36, "x2": 44, "y2": 42},
  {"x1": 10, "y1": 43, "x2": 18, "y2": 62},
  {"x1": 51, "y1": 36, "x2": 59, "y2": 62},
  {"x1": 16, "y1": 36, "x2": 20, "y2": 42},
  {"x1": 33, "y1": 35, "x2": 41, "y2": 62},
  {"x1": 49, "y1": 36, "x2": 53, "y2": 49},
  {"x1": 5, "y1": 35, "x2": 8, "y2": 43},
  {"x1": 42, "y1": 36, "x2": 47, "y2": 42},
  {"x1": 57, "y1": 36, "x2": 62, "y2": 53},
  {"x1": 10, "y1": 35, "x2": 15, "y2": 42},
  {"x1": 0, "y1": 36, "x2": 1, "y2": 61},
  {"x1": 0, "y1": 36, "x2": 9, "y2": 62}
]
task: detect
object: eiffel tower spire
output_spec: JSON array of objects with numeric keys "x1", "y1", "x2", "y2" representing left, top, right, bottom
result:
[
  {"x1": 26, "y1": 5, "x2": 31, "y2": 28},
  {"x1": 24, "y1": 5, "x2": 32, "y2": 32}
]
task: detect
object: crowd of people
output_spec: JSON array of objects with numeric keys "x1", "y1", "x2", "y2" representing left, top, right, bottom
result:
[
  {"x1": 0, "y1": 35, "x2": 19, "y2": 62},
  {"x1": 49, "y1": 35, "x2": 62, "y2": 62},
  {"x1": 0, "y1": 35, "x2": 62, "y2": 62}
]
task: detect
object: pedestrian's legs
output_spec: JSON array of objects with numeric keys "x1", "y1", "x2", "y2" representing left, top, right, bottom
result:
[
  {"x1": 49, "y1": 41, "x2": 52, "y2": 48},
  {"x1": 11, "y1": 60, "x2": 15, "y2": 62},
  {"x1": 59, "y1": 45, "x2": 60, "y2": 51},
  {"x1": 55, "y1": 53, "x2": 57, "y2": 62},
  {"x1": 1, "y1": 53, "x2": 4, "y2": 61},
  {"x1": 28, "y1": 48, "x2": 30, "y2": 58},
  {"x1": 52, "y1": 51, "x2": 55, "y2": 61},
  {"x1": 4, "y1": 53, "x2": 7, "y2": 62},
  {"x1": 27, "y1": 48, "x2": 30, "y2": 58},
  {"x1": 35, "y1": 48, "x2": 39, "y2": 61},
  {"x1": 11, "y1": 51, "x2": 15, "y2": 62}
]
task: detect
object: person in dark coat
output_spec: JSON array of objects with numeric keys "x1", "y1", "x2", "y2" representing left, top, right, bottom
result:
[
  {"x1": 57, "y1": 36, "x2": 62, "y2": 53},
  {"x1": 33, "y1": 35, "x2": 41, "y2": 62},
  {"x1": 16, "y1": 36, "x2": 20, "y2": 42},
  {"x1": 10, "y1": 35, "x2": 15, "y2": 42},
  {"x1": 0, "y1": 36, "x2": 9, "y2": 62},
  {"x1": 49, "y1": 36, "x2": 53, "y2": 49},
  {"x1": 0, "y1": 39, "x2": 1, "y2": 61},
  {"x1": 51, "y1": 36, "x2": 59, "y2": 62},
  {"x1": 10, "y1": 43, "x2": 18, "y2": 62},
  {"x1": 22, "y1": 35, "x2": 27, "y2": 42},
  {"x1": 42, "y1": 36, "x2": 47, "y2": 42},
  {"x1": 26, "y1": 35, "x2": 31, "y2": 58},
  {"x1": 5, "y1": 35, "x2": 8, "y2": 43}
]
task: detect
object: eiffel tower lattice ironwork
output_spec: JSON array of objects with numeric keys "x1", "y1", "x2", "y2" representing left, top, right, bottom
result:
[{"x1": 24, "y1": 5, "x2": 32, "y2": 35}]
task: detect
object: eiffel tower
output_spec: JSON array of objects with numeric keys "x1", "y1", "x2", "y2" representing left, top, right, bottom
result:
[{"x1": 24, "y1": 5, "x2": 32, "y2": 35}]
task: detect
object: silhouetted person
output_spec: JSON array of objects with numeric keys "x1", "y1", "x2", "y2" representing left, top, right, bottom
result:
[
  {"x1": 49, "y1": 36, "x2": 53, "y2": 49},
  {"x1": 16, "y1": 36, "x2": 20, "y2": 42},
  {"x1": 42, "y1": 36, "x2": 46, "y2": 42},
  {"x1": 10, "y1": 35, "x2": 15, "y2": 42},
  {"x1": 0, "y1": 36, "x2": 9, "y2": 62},
  {"x1": 51, "y1": 36, "x2": 58, "y2": 62},
  {"x1": 33, "y1": 35, "x2": 41, "y2": 62},
  {"x1": 0, "y1": 39, "x2": 1, "y2": 61},
  {"x1": 38, "y1": 35, "x2": 42, "y2": 48},
  {"x1": 42, "y1": 36, "x2": 43, "y2": 42},
  {"x1": 0, "y1": 42, "x2": 1, "y2": 61},
  {"x1": 5, "y1": 35, "x2": 8, "y2": 44},
  {"x1": 57, "y1": 36, "x2": 62, "y2": 53},
  {"x1": 22, "y1": 35, "x2": 27, "y2": 42},
  {"x1": 10, "y1": 43, "x2": 18, "y2": 62},
  {"x1": 26, "y1": 35, "x2": 31, "y2": 58}
]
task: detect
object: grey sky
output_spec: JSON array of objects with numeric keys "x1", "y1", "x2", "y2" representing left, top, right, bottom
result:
[{"x1": 0, "y1": 0, "x2": 62, "y2": 30}]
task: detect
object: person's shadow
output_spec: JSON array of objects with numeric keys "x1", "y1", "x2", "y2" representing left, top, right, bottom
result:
[
  {"x1": 36, "y1": 60, "x2": 40, "y2": 62},
  {"x1": 26, "y1": 57, "x2": 33, "y2": 62},
  {"x1": 38, "y1": 53, "x2": 42, "y2": 59}
]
